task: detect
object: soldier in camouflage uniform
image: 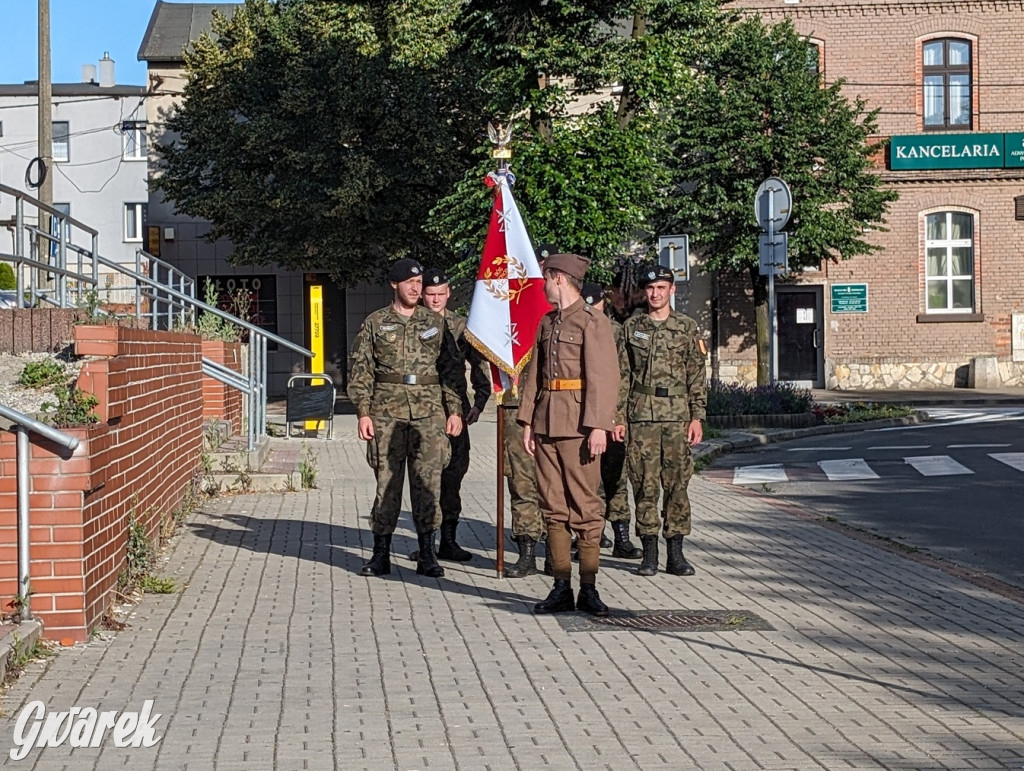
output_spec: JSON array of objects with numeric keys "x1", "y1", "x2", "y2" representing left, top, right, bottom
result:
[
  {"x1": 348, "y1": 258, "x2": 465, "y2": 579},
  {"x1": 411, "y1": 268, "x2": 492, "y2": 562},
  {"x1": 616, "y1": 264, "x2": 707, "y2": 577},
  {"x1": 581, "y1": 282, "x2": 642, "y2": 559},
  {"x1": 500, "y1": 382, "x2": 546, "y2": 578}
]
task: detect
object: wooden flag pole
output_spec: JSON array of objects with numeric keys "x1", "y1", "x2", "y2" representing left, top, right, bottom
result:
[{"x1": 496, "y1": 402, "x2": 505, "y2": 578}]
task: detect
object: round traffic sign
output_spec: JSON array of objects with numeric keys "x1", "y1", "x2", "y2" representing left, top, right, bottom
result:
[{"x1": 754, "y1": 177, "x2": 792, "y2": 231}]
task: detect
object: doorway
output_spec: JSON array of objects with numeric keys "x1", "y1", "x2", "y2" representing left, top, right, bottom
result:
[{"x1": 776, "y1": 286, "x2": 823, "y2": 388}]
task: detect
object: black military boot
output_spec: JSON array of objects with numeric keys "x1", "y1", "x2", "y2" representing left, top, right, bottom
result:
[
  {"x1": 611, "y1": 521, "x2": 643, "y2": 559},
  {"x1": 437, "y1": 521, "x2": 473, "y2": 562},
  {"x1": 665, "y1": 536, "x2": 696, "y2": 576},
  {"x1": 504, "y1": 536, "x2": 538, "y2": 578},
  {"x1": 534, "y1": 579, "x2": 575, "y2": 614},
  {"x1": 600, "y1": 529, "x2": 613, "y2": 549},
  {"x1": 415, "y1": 530, "x2": 445, "y2": 578},
  {"x1": 576, "y1": 584, "x2": 610, "y2": 617},
  {"x1": 570, "y1": 533, "x2": 579, "y2": 562},
  {"x1": 360, "y1": 534, "x2": 392, "y2": 577},
  {"x1": 637, "y1": 535, "x2": 659, "y2": 577}
]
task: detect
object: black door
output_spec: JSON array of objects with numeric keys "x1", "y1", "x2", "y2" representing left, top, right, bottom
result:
[{"x1": 776, "y1": 287, "x2": 823, "y2": 386}]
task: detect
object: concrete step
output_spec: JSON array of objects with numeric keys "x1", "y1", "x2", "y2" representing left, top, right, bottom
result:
[
  {"x1": 202, "y1": 419, "x2": 232, "y2": 453},
  {"x1": 203, "y1": 441, "x2": 307, "y2": 494},
  {"x1": 205, "y1": 434, "x2": 272, "y2": 473}
]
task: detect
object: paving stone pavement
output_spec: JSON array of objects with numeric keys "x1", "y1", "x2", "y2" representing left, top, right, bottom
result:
[{"x1": 3, "y1": 414, "x2": 1024, "y2": 770}]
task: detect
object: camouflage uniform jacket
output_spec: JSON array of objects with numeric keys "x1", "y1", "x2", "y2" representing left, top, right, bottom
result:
[
  {"x1": 444, "y1": 312, "x2": 492, "y2": 414},
  {"x1": 348, "y1": 304, "x2": 463, "y2": 420},
  {"x1": 617, "y1": 310, "x2": 707, "y2": 423}
]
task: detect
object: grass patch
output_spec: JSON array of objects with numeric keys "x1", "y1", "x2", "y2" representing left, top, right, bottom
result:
[{"x1": 813, "y1": 402, "x2": 915, "y2": 424}]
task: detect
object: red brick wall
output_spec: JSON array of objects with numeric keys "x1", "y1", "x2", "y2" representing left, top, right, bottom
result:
[
  {"x1": 201, "y1": 340, "x2": 244, "y2": 434},
  {"x1": 0, "y1": 326, "x2": 204, "y2": 641}
]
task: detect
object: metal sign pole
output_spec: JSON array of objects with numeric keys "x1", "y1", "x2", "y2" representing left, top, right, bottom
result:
[{"x1": 767, "y1": 187, "x2": 776, "y2": 385}]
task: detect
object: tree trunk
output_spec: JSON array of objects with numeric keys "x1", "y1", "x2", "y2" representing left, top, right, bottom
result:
[{"x1": 749, "y1": 266, "x2": 769, "y2": 386}]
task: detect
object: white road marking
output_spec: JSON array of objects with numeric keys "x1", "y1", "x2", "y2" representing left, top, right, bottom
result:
[
  {"x1": 867, "y1": 445, "x2": 932, "y2": 450},
  {"x1": 905, "y1": 455, "x2": 974, "y2": 477},
  {"x1": 786, "y1": 447, "x2": 851, "y2": 452},
  {"x1": 733, "y1": 465, "x2": 788, "y2": 484},
  {"x1": 947, "y1": 444, "x2": 1012, "y2": 449},
  {"x1": 989, "y1": 453, "x2": 1024, "y2": 472},
  {"x1": 818, "y1": 458, "x2": 880, "y2": 481}
]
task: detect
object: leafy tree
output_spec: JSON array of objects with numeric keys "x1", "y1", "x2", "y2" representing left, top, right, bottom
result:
[
  {"x1": 0, "y1": 262, "x2": 15, "y2": 290},
  {"x1": 153, "y1": 0, "x2": 480, "y2": 285},
  {"x1": 429, "y1": 0, "x2": 726, "y2": 283},
  {"x1": 659, "y1": 17, "x2": 898, "y2": 383}
]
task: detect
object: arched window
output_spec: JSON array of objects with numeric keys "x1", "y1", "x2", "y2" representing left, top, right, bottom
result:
[
  {"x1": 923, "y1": 39, "x2": 971, "y2": 130},
  {"x1": 925, "y1": 211, "x2": 974, "y2": 312}
]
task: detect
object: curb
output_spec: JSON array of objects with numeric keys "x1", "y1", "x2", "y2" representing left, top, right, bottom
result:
[
  {"x1": 0, "y1": 619, "x2": 44, "y2": 683},
  {"x1": 693, "y1": 412, "x2": 928, "y2": 465}
]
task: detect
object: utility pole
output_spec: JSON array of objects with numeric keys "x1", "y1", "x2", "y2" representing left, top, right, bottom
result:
[{"x1": 37, "y1": 0, "x2": 53, "y2": 285}]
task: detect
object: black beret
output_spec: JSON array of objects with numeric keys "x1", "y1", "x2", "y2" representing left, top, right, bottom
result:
[
  {"x1": 535, "y1": 243, "x2": 557, "y2": 262},
  {"x1": 639, "y1": 264, "x2": 675, "y2": 286},
  {"x1": 423, "y1": 268, "x2": 450, "y2": 286},
  {"x1": 581, "y1": 282, "x2": 604, "y2": 306},
  {"x1": 388, "y1": 258, "x2": 423, "y2": 283}
]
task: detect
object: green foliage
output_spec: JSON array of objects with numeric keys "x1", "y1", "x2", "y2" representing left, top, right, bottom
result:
[
  {"x1": 813, "y1": 402, "x2": 915, "y2": 424},
  {"x1": 75, "y1": 290, "x2": 103, "y2": 322},
  {"x1": 41, "y1": 385, "x2": 100, "y2": 428},
  {"x1": 139, "y1": 575, "x2": 177, "y2": 594},
  {"x1": 197, "y1": 279, "x2": 242, "y2": 342},
  {"x1": 0, "y1": 262, "x2": 15, "y2": 290},
  {"x1": 120, "y1": 515, "x2": 154, "y2": 593},
  {"x1": 299, "y1": 442, "x2": 319, "y2": 489},
  {"x1": 17, "y1": 359, "x2": 66, "y2": 388},
  {"x1": 707, "y1": 380, "x2": 814, "y2": 416},
  {"x1": 153, "y1": 0, "x2": 479, "y2": 285}
]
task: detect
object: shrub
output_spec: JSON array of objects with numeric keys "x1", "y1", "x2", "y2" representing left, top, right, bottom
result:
[
  {"x1": 0, "y1": 262, "x2": 15, "y2": 290},
  {"x1": 17, "y1": 359, "x2": 66, "y2": 388},
  {"x1": 707, "y1": 380, "x2": 814, "y2": 416}
]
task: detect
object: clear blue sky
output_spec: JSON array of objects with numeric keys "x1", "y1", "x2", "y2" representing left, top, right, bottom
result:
[{"x1": 0, "y1": 1, "x2": 158, "y2": 87}]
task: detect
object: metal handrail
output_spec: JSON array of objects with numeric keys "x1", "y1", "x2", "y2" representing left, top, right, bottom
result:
[{"x1": 0, "y1": 403, "x2": 79, "y2": 622}]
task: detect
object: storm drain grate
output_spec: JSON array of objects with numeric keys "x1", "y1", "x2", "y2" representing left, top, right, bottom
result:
[{"x1": 557, "y1": 609, "x2": 774, "y2": 633}]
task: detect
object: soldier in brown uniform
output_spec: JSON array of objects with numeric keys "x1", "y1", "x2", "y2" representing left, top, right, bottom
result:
[
  {"x1": 616, "y1": 264, "x2": 707, "y2": 577},
  {"x1": 518, "y1": 254, "x2": 620, "y2": 615},
  {"x1": 408, "y1": 267, "x2": 492, "y2": 562},
  {"x1": 581, "y1": 282, "x2": 642, "y2": 559},
  {"x1": 348, "y1": 258, "x2": 465, "y2": 579}
]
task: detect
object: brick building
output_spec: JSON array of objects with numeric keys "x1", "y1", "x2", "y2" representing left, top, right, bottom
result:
[{"x1": 704, "y1": 0, "x2": 1024, "y2": 389}]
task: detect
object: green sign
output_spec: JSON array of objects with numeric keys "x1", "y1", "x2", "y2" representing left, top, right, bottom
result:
[
  {"x1": 1005, "y1": 133, "x2": 1024, "y2": 168},
  {"x1": 890, "y1": 133, "x2": 1004, "y2": 170},
  {"x1": 831, "y1": 283, "x2": 868, "y2": 314}
]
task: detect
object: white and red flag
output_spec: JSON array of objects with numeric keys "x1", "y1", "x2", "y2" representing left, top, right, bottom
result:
[{"x1": 465, "y1": 171, "x2": 550, "y2": 398}]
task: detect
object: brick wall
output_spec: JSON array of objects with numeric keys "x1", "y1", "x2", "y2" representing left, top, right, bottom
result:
[
  {"x1": 201, "y1": 340, "x2": 244, "y2": 434},
  {"x1": 0, "y1": 309, "x2": 85, "y2": 353},
  {"x1": 0, "y1": 326, "x2": 204, "y2": 641}
]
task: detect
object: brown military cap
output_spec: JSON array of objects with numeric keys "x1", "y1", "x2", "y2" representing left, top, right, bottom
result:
[{"x1": 544, "y1": 253, "x2": 590, "y2": 281}]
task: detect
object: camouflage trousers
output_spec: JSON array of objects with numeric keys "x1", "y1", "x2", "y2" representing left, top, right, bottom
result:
[
  {"x1": 626, "y1": 421, "x2": 694, "y2": 538},
  {"x1": 501, "y1": 407, "x2": 544, "y2": 540},
  {"x1": 599, "y1": 439, "x2": 631, "y2": 523},
  {"x1": 365, "y1": 414, "x2": 451, "y2": 535},
  {"x1": 440, "y1": 430, "x2": 470, "y2": 525}
]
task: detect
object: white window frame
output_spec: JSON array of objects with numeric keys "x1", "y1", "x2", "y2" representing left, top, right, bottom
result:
[
  {"x1": 123, "y1": 124, "x2": 147, "y2": 160},
  {"x1": 124, "y1": 202, "x2": 147, "y2": 242},
  {"x1": 924, "y1": 211, "x2": 974, "y2": 313},
  {"x1": 52, "y1": 121, "x2": 70, "y2": 162}
]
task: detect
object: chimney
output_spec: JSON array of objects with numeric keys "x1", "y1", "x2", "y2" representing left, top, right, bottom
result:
[
  {"x1": 98, "y1": 52, "x2": 115, "y2": 87},
  {"x1": 82, "y1": 64, "x2": 97, "y2": 84}
]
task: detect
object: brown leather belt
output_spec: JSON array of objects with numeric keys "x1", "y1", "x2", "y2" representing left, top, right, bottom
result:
[
  {"x1": 546, "y1": 378, "x2": 584, "y2": 391},
  {"x1": 375, "y1": 374, "x2": 439, "y2": 385},
  {"x1": 634, "y1": 384, "x2": 685, "y2": 397}
]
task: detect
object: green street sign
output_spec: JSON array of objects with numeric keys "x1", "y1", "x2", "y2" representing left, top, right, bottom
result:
[
  {"x1": 831, "y1": 283, "x2": 868, "y2": 314},
  {"x1": 889, "y1": 133, "x2": 1004, "y2": 170},
  {"x1": 1005, "y1": 133, "x2": 1024, "y2": 168}
]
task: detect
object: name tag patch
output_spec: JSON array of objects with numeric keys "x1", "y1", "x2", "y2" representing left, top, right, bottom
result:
[
  {"x1": 419, "y1": 326, "x2": 439, "y2": 341},
  {"x1": 632, "y1": 331, "x2": 650, "y2": 341},
  {"x1": 379, "y1": 324, "x2": 398, "y2": 332}
]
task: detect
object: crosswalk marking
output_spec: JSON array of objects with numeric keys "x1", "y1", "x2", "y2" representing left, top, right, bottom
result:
[
  {"x1": 733, "y1": 464, "x2": 787, "y2": 484},
  {"x1": 818, "y1": 458, "x2": 880, "y2": 481},
  {"x1": 904, "y1": 455, "x2": 974, "y2": 476},
  {"x1": 989, "y1": 453, "x2": 1024, "y2": 472}
]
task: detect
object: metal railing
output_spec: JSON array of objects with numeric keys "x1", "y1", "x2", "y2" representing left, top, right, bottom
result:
[
  {"x1": 0, "y1": 404, "x2": 79, "y2": 622},
  {"x1": 0, "y1": 183, "x2": 313, "y2": 451}
]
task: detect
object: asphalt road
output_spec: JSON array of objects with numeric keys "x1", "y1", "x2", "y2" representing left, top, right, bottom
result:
[{"x1": 704, "y1": 407, "x2": 1024, "y2": 590}]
